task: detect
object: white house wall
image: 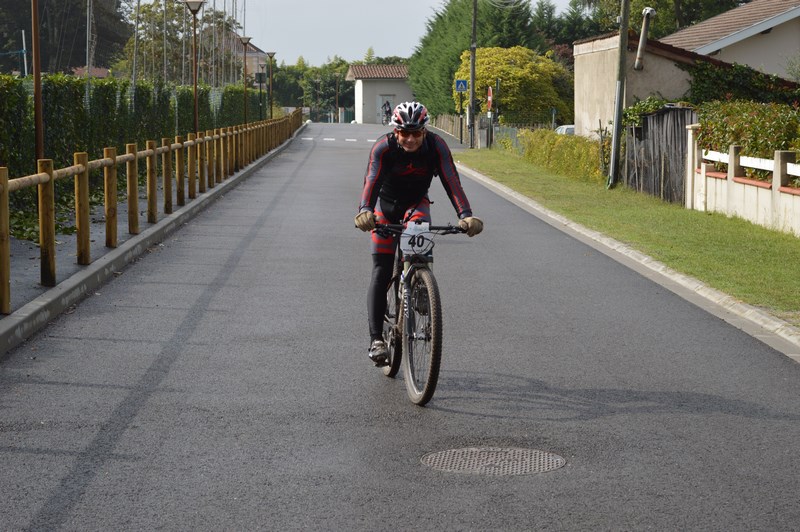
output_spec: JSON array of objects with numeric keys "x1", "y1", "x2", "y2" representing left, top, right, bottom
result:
[
  {"x1": 354, "y1": 80, "x2": 414, "y2": 124},
  {"x1": 710, "y1": 18, "x2": 800, "y2": 79},
  {"x1": 574, "y1": 35, "x2": 691, "y2": 138}
]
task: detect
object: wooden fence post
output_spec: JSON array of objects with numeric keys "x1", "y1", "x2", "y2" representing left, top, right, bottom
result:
[
  {"x1": 237, "y1": 126, "x2": 243, "y2": 171},
  {"x1": 146, "y1": 140, "x2": 158, "y2": 223},
  {"x1": 38, "y1": 159, "x2": 56, "y2": 286},
  {"x1": 206, "y1": 130, "x2": 215, "y2": 189},
  {"x1": 175, "y1": 135, "x2": 185, "y2": 207},
  {"x1": 197, "y1": 132, "x2": 207, "y2": 194},
  {"x1": 126, "y1": 144, "x2": 139, "y2": 235},
  {"x1": 0, "y1": 167, "x2": 9, "y2": 313},
  {"x1": 103, "y1": 147, "x2": 118, "y2": 248},
  {"x1": 187, "y1": 133, "x2": 197, "y2": 199},
  {"x1": 225, "y1": 127, "x2": 233, "y2": 177},
  {"x1": 162, "y1": 138, "x2": 173, "y2": 214},
  {"x1": 215, "y1": 128, "x2": 223, "y2": 182},
  {"x1": 74, "y1": 152, "x2": 91, "y2": 265}
]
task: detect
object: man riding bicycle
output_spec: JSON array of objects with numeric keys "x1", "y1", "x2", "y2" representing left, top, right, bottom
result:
[
  {"x1": 382, "y1": 100, "x2": 392, "y2": 124},
  {"x1": 355, "y1": 101, "x2": 483, "y2": 366}
]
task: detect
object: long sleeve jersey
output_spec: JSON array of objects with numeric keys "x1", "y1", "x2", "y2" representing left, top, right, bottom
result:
[{"x1": 358, "y1": 131, "x2": 473, "y2": 219}]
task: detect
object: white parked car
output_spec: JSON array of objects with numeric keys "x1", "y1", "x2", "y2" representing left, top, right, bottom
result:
[{"x1": 555, "y1": 124, "x2": 574, "y2": 135}]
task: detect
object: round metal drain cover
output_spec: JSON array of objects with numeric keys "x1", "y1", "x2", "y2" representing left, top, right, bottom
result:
[{"x1": 421, "y1": 447, "x2": 565, "y2": 476}]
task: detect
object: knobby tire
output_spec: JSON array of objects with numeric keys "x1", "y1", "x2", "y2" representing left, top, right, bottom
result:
[{"x1": 402, "y1": 268, "x2": 442, "y2": 406}]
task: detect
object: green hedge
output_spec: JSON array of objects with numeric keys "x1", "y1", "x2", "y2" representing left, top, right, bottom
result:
[
  {"x1": 0, "y1": 73, "x2": 254, "y2": 239},
  {"x1": 697, "y1": 100, "x2": 800, "y2": 157}
]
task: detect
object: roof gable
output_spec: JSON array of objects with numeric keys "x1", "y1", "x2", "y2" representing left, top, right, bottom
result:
[
  {"x1": 661, "y1": 0, "x2": 800, "y2": 53},
  {"x1": 345, "y1": 64, "x2": 408, "y2": 81}
]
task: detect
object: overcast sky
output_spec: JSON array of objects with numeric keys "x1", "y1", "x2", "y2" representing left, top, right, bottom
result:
[{"x1": 235, "y1": 0, "x2": 574, "y2": 67}]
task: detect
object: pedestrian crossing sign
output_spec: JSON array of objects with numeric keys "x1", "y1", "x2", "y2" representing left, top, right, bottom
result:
[{"x1": 455, "y1": 79, "x2": 468, "y2": 93}]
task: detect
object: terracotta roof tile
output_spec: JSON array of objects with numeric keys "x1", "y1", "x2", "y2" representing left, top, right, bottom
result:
[
  {"x1": 345, "y1": 64, "x2": 408, "y2": 81},
  {"x1": 661, "y1": 0, "x2": 800, "y2": 51}
]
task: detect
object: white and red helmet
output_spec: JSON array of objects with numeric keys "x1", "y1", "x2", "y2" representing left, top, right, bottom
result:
[{"x1": 391, "y1": 101, "x2": 429, "y2": 131}]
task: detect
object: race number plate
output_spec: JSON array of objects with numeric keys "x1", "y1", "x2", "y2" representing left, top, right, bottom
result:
[{"x1": 400, "y1": 222, "x2": 432, "y2": 255}]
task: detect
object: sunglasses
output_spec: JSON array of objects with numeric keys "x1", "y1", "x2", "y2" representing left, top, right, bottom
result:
[{"x1": 395, "y1": 129, "x2": 425, "y2": 138}]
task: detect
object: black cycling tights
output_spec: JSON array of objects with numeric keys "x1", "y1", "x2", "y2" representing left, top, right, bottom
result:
[{"x1": 367, "y1": 253, "x2": 396, "y2": 341}]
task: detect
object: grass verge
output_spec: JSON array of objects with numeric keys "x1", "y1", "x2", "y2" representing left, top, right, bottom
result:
[{"x1": 455, "y1": 148, "x2": 800, "y2": 328}]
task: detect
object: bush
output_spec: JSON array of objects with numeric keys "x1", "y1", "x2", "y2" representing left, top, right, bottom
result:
[
  {"x1": 697, "y1": 100, "x2": 800, "y2": 157},
  {"x1": 514, "y1": 128, "x2": 605, "y2": 184}
]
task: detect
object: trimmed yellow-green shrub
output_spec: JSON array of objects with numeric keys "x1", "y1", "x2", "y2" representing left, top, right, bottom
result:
[{"x1": 515, "y1": 128, "x2": 604, "y2": 184}]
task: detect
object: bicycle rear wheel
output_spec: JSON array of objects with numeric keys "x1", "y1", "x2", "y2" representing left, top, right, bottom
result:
[
  {"x1": 382, "y1": 255, "x2": 403, "y2": 378},
  {"x1": 402, "y1": 268, "x2": 442, "y2": 406}
]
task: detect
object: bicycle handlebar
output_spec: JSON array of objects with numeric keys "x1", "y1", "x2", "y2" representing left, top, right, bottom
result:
[{"x1": 374, "y1": 222, "x2": 465, "y2": 235}]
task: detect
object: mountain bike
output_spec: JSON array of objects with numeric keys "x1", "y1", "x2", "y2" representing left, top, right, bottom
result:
[{"x1": 376, "y1": 221, "x2": 465, "y2": 406}]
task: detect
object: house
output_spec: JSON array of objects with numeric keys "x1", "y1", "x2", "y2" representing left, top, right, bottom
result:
[
  {"x1": 573, "y1": 1, "x2": 800, "y2": 138},
  {"x1": 660, "y1": 0, "x2": 800, "y2": 80},
  {"x1": 573, "y1": 31, "x2": 701, "y2": 137},
  {"x1": 345, "y1": 64, "x2": 412, "y2": 124}
]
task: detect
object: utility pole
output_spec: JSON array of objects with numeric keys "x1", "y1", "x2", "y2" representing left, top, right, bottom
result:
[
  {"x1": 607, "y1": 0, "x2": 631, "y2": 188},
  {"x1": 31, "y1": 0, "x2": 44, "y2": 161},
  {"x1": 469, "y1": 0, "x2": 477, "y2": 149}
]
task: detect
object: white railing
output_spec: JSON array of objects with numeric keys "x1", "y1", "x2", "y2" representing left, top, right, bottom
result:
[{"x1": 685, "y1": 124, "x2": 800, "y2": 238}]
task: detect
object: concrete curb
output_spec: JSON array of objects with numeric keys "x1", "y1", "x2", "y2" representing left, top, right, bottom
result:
[
  {"x1": 1, "y1": 123, "x2": 307, "y2": 356},
  {"x1": 457, "y1": 163, "x2": 800, "y2": 359}
]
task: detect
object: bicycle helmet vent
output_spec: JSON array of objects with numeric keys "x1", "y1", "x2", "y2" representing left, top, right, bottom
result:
[{"x1": 391, "y1": 101, "x2": 429, "y2": 131}]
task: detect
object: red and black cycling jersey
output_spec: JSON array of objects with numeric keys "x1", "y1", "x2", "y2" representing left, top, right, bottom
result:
[{"x1": 358, "y1": 131, "x2": 473, "y2": 219}]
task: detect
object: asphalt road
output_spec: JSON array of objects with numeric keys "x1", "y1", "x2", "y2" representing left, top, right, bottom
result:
[{"x1": 1, "y1": 123, "x2": 799, "y2": 530}]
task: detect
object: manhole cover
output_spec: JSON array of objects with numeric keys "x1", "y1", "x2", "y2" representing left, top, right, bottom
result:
[{"x1": 421, "y1": 447, "x2": 566, "y2": 476}]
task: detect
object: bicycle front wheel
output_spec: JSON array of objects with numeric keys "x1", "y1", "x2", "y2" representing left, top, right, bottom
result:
[{"x1": 402, "y1": 268, "x2": 442, "y2": 406}]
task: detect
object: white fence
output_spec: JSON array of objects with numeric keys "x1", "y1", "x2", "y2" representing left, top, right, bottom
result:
[{"x1": 685, "y1": 124, "x2": 800, "y2": 238}]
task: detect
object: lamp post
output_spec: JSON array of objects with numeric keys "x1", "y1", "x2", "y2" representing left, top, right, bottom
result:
[
  {"x1": 240, "y1": 35, "x2": 251, "y2": 124},
  {"x1": 314, "y1": 78, "x2": 321, "y2": 122},
  {"x1": 183, "y1": 0, "x2": 204, "y2": 134},
  {"x1": 266, "y1": 51, "x2": 275, "y2": 119},
  {"x1": 334, "y1": 72, "x2": 340, "y2": 123},
  {"x1": 258, "y1": 62, "x2": 266, "y2": 121},
  {"x1": 31, "y1": 0, "x2": 44, "y2": 161}
]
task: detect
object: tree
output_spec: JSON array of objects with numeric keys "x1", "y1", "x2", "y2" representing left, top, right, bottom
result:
[
  {"x1": 589, "y1": 0, "x2": 752, "y2": 38},
  {"x1": 409, "y1": 0, "x2": 545, "y2": 116},
  {"x1": 452, "y1": 45, "x2": 573, "y2": 125},
  {"x1": 111, "y1": 1, "x2": 242, "y2": 85},
  {"x1": 0, "y1": 0, "x2": 131, "y2": 73}
]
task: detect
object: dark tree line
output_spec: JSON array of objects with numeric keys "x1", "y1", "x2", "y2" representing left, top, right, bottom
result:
[{"x1": 0, "y1": 0, "x2": 131, "y2": 74}]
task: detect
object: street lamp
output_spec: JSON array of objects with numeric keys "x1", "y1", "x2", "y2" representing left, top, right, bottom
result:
[
  {"x1": 266, "y1": 51, "x2": 275, "y2": 119},
  {"x1": 258, "y1": 62, "x2": 266, "y2": 121},
  {"x1": 334, "y1": 72, "x2": 340, "y2": 123},
  {"x1": 240, "y1": 35, "x2": 251, "y2": 124},
  {"x1": 183, "y1": 0, "x2": 204, "y2": 134}
]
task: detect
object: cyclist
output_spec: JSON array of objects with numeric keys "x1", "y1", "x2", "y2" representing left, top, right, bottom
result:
[
  {"x1": 381, "y1": 100, "x2": 392, "y2": 124},
  {"x1": 354, "y1": 101, "x2": 483, "y2": 366}
]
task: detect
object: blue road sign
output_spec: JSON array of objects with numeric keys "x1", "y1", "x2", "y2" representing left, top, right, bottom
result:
[{"x1": 455, "y1": 79, "x2": 468, "y2": 92}]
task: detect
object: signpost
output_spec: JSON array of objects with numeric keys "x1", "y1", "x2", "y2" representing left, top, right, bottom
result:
[
  {"x1": 486, "y1": 86, "x2": 493, "y2": 148},
  {"x1": 456, "y1": 79, "x2": 467, "y2": 144}
]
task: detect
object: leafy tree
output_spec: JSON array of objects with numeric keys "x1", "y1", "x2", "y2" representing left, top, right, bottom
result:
[
  {"x1": 532, "y1": 0, "x2": 560, "y2": 42},
  {"x1": 588, "y1": 0, "x2": 751, "y2": 38},
  {"x1": 112, "y1": 1, "x2": 241, "y2": 85},
  {"x1": 409, "y1": 0, "x2": 544, "y2": 116},
  {"x1": 452, "y1": 45, "x2": 573, "y2": 125},
  {"x1": 0, "y1": 0, "x2": 131, "y2": 73}
]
